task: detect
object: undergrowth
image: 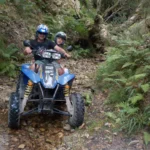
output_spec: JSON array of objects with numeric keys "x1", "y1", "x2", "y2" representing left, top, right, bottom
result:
[
  {"x1": 72, "y1": 45, "x2": 93, "y2": 59},
  {"x1": 96, "y1": 33, "x2": 150, "y2": 134},
  {"x1": 0, "y1": 39, "x2": 23, "y2": 77}
]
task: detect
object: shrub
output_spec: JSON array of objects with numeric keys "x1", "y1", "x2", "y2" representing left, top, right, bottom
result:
[
  {"x1": 0, "y1": 39, "x2": 20, "y2": 77},
  {"x1": 72, "y1": 45, "x2": 92, "y2": 59},
  {"x1": 96, "y1": 34, "x2": 150, "y2": 134}
]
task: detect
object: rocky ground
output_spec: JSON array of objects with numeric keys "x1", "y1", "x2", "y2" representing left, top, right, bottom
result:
[{"x1": 0, "y1": 58, "x2": 150, "y2": 150}]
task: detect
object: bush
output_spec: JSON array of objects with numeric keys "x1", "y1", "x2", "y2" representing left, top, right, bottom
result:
[
  {"x1": 72, "y1": 45, "x2": 92, "y2": 59},
  {"x1": 0, "y1": 39, "x2": 20, "y2": 77},
  {"x1": 62, "y1": 16, "x2": 88, "y2": 38},
  {"x1": 96, "y1": 34, "x2": 150, "y2": 134}
]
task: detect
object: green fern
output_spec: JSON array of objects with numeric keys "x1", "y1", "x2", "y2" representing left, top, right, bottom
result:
[
  {"x1": 0, "y1": 39, "x2": 19, "y2": 77},
  {"x1": 72, "y1": 46, "x2": 92, "y2": 59},
  {"x1": 141, "y1": 84, "x2": 149, "y2": 93},
  {"x1": 129, "y1": 93, "x2": 143, "y2": 105},
  {"x1": 97, "y1": 34, "x2": 150, "y2": 133}
]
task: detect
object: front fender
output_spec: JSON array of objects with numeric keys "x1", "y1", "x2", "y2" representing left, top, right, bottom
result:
[
  {"x1": 21, "y1": 64, "x2": 40, "y2": 83},
  {"x1": 58, "y1": 74, "x2": 75, "y2": 85}
]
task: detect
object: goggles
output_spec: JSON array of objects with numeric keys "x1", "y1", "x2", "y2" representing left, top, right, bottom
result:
[{"x1": 38, "y1": 32, "x2": 47, "y2": 35}]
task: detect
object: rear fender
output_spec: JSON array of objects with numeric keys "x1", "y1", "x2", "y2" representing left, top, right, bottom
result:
[{"x1": 58, "y1": 74, "x2": 75, "y2": 85}]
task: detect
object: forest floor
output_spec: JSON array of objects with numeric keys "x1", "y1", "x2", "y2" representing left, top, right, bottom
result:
[{"x1": 0, "y1": 57, "x2": 150, "y2": 150}]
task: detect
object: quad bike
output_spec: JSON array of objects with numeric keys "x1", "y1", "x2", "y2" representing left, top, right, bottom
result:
[{"x1": 8, "y1": 40, "x2": 84, "y2": 129}]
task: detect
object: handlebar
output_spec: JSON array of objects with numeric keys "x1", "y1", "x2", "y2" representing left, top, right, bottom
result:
[{"x1": 23, "y1": 40, "x2": 67, "y2": 59}]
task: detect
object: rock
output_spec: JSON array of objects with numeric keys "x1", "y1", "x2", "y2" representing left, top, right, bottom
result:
[
  {"x1": 0, "y1": 86, "x2": 4, "y2": 90},
  {"x1": 58, "y1": 132, "x2": 64, "y2": 139},
  {"x1": 22, "y1": 121, "x2": 27, "y2": 126},
  {"x1": 4, "y1": 97, "x2": 9, "y2": 102},
  {"x1": 105, "y1": 130, "x2": 111, "y2": 134},
  {"x1": 63, "y1": 124, "x2": 71, "y2": 131},
  {"x1": 18, "y1": 144, "x2": 25, "y2": 149},
  {"x1": 94, "y1": 127, "x2": 101, "y2": 131},
  {"x1": 39, "y1": 128, "x2": 45, "y2": 132},
  {"x1": 104, "y1": 122, "x2": 111, "y2": 127},
  {"x1": 28, "y1": 127, "x2": 34, "y2": 132},
  {"x1": 70, "y1": 129, "x2": 75, "y2": 133},
  {"x1": 4, "y1": 142, "x2": 9, "y2": 146},
  {"x1": 45, "y1": 139, "x2": 52, "y2": 144},
  {"x1": 128, "y1": 140, "x2": 139, "y2": 146},
  {"x1": 12, "y1": 137, "x2": 18, "y2": 142},
  {"x1": 113, "y1": 132, "x2": 117, "y2": 136},
  {"x1": 81, "y1": 133, "x2": 90, "y2": 139}
]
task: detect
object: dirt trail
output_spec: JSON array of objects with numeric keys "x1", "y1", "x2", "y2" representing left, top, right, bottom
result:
[
  {"x1": 0, "y1": 58, "x2": 98, "y2": 150},
  {"x1": 0, "y1": 58, "x2": 149, "y2": 150}
]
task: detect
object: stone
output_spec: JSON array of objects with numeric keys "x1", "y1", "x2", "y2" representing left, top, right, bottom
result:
[
  {"x1": 46, "y1": 139, "x2": 52, "y2": 144},
  {"x1": 39, "y1": 128, "x2": 45, "y2": 132},
  {"x1": 81, "y1": 133, "x2": 90, "y2": 139},
  {"x1": 18, "y1": 144, "x2": 25, "y2": 149},
  {"x1": 63, "y1": 124, "x2": 71, "y2": 131},
  {"x1": 22, "y1": 121, "x2": 27, "y2": 126},
  {"x1": 104, "y1": 122, "x2": 111, "y2": 127},
  {"x1": 28, "y1": 127, "x2": 34, "y2": 132},
  {"x1": 70, "y1": 129, "x2": 75, "y2": 133},
  {"x1": 12, "y1": 137, "x2": 18, "y2": 142},
  {"x1": 128, "y1": 140, "x2": 139, "y2": 146},
  {"x1": 113, "y1": 132, "x2": 117, "y2": 136},
  {"x1": 58, "y1": 132, "x2": 64, "y2": 139}
]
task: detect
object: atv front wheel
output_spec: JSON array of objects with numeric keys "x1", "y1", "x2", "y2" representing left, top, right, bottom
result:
[
  {"x1": 68, "y1": 93, "x2": 85, "y2": 128},
  {"x1": 8, "y1": 92, "x2": 20, "y2": 129}
]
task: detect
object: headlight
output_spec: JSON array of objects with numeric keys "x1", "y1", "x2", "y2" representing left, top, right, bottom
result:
[
  {"x1": 42, "y1": 52, "x2": 51, "y2": 58},
  {"x1": 45, "y1": 66, "x2": 53, "y2": 69},
  {"x1": 52, "y1": 53, "x2": 61, "y2": 59}
]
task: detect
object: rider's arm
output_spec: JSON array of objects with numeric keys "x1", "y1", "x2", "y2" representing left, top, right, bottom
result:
[
  {"x1": 54, "y1": 45, "x2": 71, "y2": 57},
  {"x1": 24, "y1": 47, "x2": 32, "y2": 55}
]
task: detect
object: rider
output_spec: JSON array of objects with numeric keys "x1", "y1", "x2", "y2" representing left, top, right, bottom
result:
[
  {"x1": 54, "y1": 31, "x2": 69, "y2": 73},
  {"x1": 24, "y1": 24, "x2": 70, "y2": 75},
  {"x1": 54, "y1": 31, "x2": 67, "y2": 48}
]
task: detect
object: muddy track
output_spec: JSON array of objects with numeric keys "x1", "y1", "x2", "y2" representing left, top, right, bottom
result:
[
  {"x1": 0, "y1": 58, "x2": 98, "y2": 150},
  {"x1": 0, "y1": 58, "x2": 149, "y2": 150}
]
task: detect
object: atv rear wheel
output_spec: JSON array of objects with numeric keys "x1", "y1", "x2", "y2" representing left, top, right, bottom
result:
[
  {"x1": 68, "y1": 93, "x2": 84, "y2": 128},
  {"x1": 8, "y1": 92, "x2": 20, "y2": 129}
]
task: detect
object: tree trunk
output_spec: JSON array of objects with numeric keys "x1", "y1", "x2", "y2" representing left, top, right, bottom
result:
[
  {"x1": 103, "y1": 0, "x2": 121, "y2": 18},
  {"x1": 119, "y1": 1, "x2": 145, "y2": 30},
  {"x1": 97, "y1": 0, "x2": 102, "y2": 13}
]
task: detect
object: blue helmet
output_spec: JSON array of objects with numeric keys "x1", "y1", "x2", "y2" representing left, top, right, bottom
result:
[{"x1": 36, "y1": 24, "x2": 49, "y2": 34}]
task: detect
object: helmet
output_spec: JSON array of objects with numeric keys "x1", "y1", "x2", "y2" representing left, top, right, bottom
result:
[
  {"x1": 36, "y1": 24, "x2": 49, "y2": 34},
  {"x1": 55, "y1": 31, "x2": 67, "y2": 41}
]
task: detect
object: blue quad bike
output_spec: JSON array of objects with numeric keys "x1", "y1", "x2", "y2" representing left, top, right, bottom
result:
[{"x1": 8, "y1": 41, "x2": 85, "y2": 129}]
